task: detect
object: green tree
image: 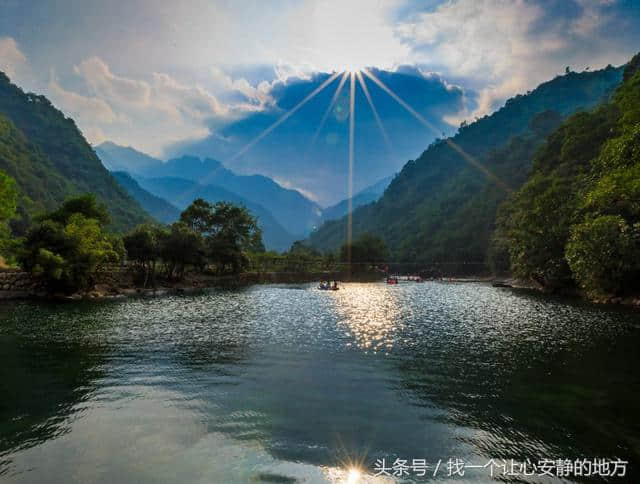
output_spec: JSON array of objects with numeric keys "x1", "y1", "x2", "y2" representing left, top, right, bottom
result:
[
  {"x1": 18, "y1": 195, "x2": 121, "y2": 293},
  {"x1": 159, "y1": 221, "x2": 205, "y2": 280},
  {"x1": 46, "y1": 193, "x2": 110, "y2": 226},
  {"x1": 565, "y1": 216, "x2": 640, "y2": 298},
  {"x1": 495, "y1": 54, "x2": 640, "y2": 297},
  {"x1": 123, "y1": 224, "x2": 165, "y2": 286},
  {"x1": 180, "y1": 199, "x2": 263, "y2": 273},
  {"x1": 0, "y1": 169, "x2": 17, "y2": 226},
  {"x1": 0, "y1": 169, "x2": 18, "y2": 262}
]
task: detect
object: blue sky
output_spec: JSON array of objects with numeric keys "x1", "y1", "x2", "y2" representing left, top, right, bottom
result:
[{"x1": 1, "y1": 0, "x2": 639, "y2": 202}]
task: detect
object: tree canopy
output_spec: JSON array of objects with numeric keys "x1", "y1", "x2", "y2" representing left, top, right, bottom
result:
[
  {"x1": 18, "y1": 195, "x2": 122, "y2": 293},
  {"x1": 496, "y1": 53, "x2": 640, "y2": 298}
]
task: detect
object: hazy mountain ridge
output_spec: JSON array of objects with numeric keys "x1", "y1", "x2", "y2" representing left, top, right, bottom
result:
[
  {"x1": 132, "y1": 175, "x2": 295, "y2": 251},
  {"x1": 168, "y1": 68, "x2": 468, "y2": 204},
  {"x1": 111, "y1": 171, "x2": 181, "y2": 224},
  {"x1": 320, "y1": 175, "x2": 394, "y2": 223},
  {"x1": 95, "y1": 142, "x2": 323, "y2": 236}
]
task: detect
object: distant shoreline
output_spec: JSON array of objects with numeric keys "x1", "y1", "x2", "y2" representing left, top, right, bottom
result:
[{"x1": 1, "y1": 270, "x2": 639, "y2": 308}]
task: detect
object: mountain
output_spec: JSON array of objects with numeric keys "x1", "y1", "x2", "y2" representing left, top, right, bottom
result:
[
  {"x1": 166, "y1": 68, "x2": 469, "y2": 205},
  {"x1": 94, "y1": 143, "x2": 323, "y2": 236},
  {"x1": 320, "y1": 175, "x2": 394, "y2": 223},
  {"x1": 111, "y1": 172, "x2": 180, "y2": 224},
  {"x1": 0, "y1": 72, "x2": 149, "y2": 232},
  {"x1": 308, "y1": 64, "x2": 625, "y2": 268},
  {"x1": 134, "y1": 175, "x2": 295, "y2": 251},
  {"x1": 494, "y1": 54, "x2": 640, "y2": 297},
  {"x1": 95, "y1": 141, "x2": 160, "y2": 174}
]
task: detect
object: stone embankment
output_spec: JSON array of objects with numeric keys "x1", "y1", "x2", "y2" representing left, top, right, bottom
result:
[{"x1": 0, "y1": 270, "x2": 46, "y2": 299}]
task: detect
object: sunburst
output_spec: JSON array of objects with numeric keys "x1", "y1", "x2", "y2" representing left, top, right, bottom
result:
[{"x1": 219, "y1": 65, "x2": 511, "y2": 260}]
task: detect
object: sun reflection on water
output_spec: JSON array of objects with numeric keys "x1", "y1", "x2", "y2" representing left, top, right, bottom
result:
[
  {"x1": 322, "y1": 464, "x2": 394, "y2": 483},
  {"x1": 330, "y1": 283, "x2": 403, "y2": 354}
]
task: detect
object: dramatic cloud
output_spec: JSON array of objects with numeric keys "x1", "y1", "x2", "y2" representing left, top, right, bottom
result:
[
  {"x1": 395, "y1": 0, "x2": 640, "y2": 120},
  {"x1": 44, "y1": 56, "x2": 242, "y2": 155},
  {"x1": 1, "y1": 0, "x2": 639, "y2": 200},
  {"x1": 169, "y1": 68, "x2": 467, "y2": 204},
  {"x1": 74, "y1": 58, "x2": 151, "y2": 109},
  {"x1": 48, "y1": 72, "x2": 120, "y2": 125}
]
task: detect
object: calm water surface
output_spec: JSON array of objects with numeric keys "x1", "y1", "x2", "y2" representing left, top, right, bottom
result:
[{"x1": 1, "y1": 282, "x2": 639, "y2": 483}]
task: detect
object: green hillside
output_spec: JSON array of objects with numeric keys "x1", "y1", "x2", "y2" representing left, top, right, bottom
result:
[
  {"x1": 495, "y1": 54, "x2": 640, "y2": 297},
  {"x1": 309, "y1": 64, "x2": 624, "y2": 268},
  {"x1": 0, "y1": 72, "x2": 149, "y2": 232}
]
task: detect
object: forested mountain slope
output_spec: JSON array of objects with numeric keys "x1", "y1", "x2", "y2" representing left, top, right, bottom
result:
[
  {"x1": 0, "y1": 73, "x2": 149, "y2": 232},
  {"x1": 309, "y1": 64, "x2": 624, "y2": 265},
  {"x1": 495, "y1": 54, "x2": 640, "y2": 298},
  {"x1": 321, "y1": 175, "x2": 394, "y2": 223}
]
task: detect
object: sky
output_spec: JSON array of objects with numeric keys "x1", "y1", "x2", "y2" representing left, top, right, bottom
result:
[{"x1": 1, "y1": 0, "x2": 639, "y2": 203}]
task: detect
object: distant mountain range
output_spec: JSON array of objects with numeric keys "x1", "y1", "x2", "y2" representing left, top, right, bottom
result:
[
  {"x1": 166, "y1": 67, "x2": 469, "y2": 205},
  {"x1": 131, "y1": 175, "x2": 294, "y2": 251},
  {"x1": 96, "y1": 142, "x2": 323, "y2": 237},
  {"x1": 110, "y1": 172, "x2": 180, "y2": 225},
  {"x1": 96, "y1": 142, "x2": 397, "y2": 251}
]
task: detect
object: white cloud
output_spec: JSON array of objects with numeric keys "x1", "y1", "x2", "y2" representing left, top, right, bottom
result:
[
  {"x1": 48, "y1": 71, "x2": 120, "y2": 125},
  {"x1": 74, "y1": 57, "x2": 151, "y2": 108},
  {"x1": 279, "y1": 0, "x2": 410, "y2": 72},
  {"x1": 0, "y1": 37, "x2": 27, "y2": 81},
  {"x1": 396, "y1": 0, "x2": 633, "y2": 121},
  {"x1": 210, "y1": 67, "x2": 272, "y2": 105},
  {"x1": 45, "y1": 57, "x2": 239, "y2": 155}
]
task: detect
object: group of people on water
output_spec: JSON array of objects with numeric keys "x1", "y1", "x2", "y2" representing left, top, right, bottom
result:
[
  {"x1": 318, "y1": 274, "x2": 423, "y2": 289},
  {"x1": 318, "y1": 280, "x2": 339, "y2": 290}
]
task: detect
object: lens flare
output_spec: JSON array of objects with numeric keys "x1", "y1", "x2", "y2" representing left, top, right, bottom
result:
[
  {"x1": 356, "y1": 70, "x2": 392, "y2": 155},
  {"x1": 346, "y1": 467, "x2": 361, "y2": 483},
  {"x1": 361, "y1": 68, "x2": 511, "y2": 192},
  {"x1": 228, "y1": 71, "x2": 341, "y2": 163},
  {"x1": 307, "y1": 71, "x2": 350, "y2": 154},
  {"x1": 347, "y1": 71, "x2": 356, "y2": 265}
]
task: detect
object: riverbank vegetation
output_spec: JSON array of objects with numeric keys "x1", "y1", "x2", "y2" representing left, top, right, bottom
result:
[
  {"x1": 0, "y1": 191, "x2": 268, "y2": 293},
  {"x1": 494, "y1": 55, "x2": 640, "y2": 300}
]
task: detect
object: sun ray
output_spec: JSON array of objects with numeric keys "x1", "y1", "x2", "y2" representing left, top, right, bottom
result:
[
  {"x1": 306, "y1": 71, "x2": 349, "y2": 156},
  {"x1": 347, "y1": 71, "x2": 356, "y2": 264},
  {"x1": 361, "y1": 68, "x2": 511, "y2": 192},
  {"x1": 227, "y1": 71, "x2": 342, "y2": 163},
  {"x1": 356, "y1": 70, "x2": 393, "y2": 155}
]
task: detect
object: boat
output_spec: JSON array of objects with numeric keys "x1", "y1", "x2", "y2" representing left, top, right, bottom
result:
[
  {"x1": 386, "y1": 276, "x2": 399, "y2": 285},
  {"x1": 318, "y1": 282, "x2": 339, "y2": 290}
]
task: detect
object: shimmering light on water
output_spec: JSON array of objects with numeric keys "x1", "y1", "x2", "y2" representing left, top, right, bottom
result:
[{"x1": 0, "y1": 282, "x2": 639, "y2": 483}]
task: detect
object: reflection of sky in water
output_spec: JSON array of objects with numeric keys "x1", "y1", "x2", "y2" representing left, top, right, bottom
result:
[{"x1": 1, "y1": 282, "x2": 639, "y2": 482}]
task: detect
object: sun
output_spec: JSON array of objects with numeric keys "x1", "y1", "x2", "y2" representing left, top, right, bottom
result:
[
  {"x1": 346, "y1": 467, "x2": 362, "y2": 483},
  {"x1": 339, "y1": 61, "x2": 365, "y2": 74}
]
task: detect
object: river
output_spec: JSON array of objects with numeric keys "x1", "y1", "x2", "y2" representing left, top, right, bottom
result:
[{"x1": 0, "y1": 282, "x2": 638, "y2": 482}]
